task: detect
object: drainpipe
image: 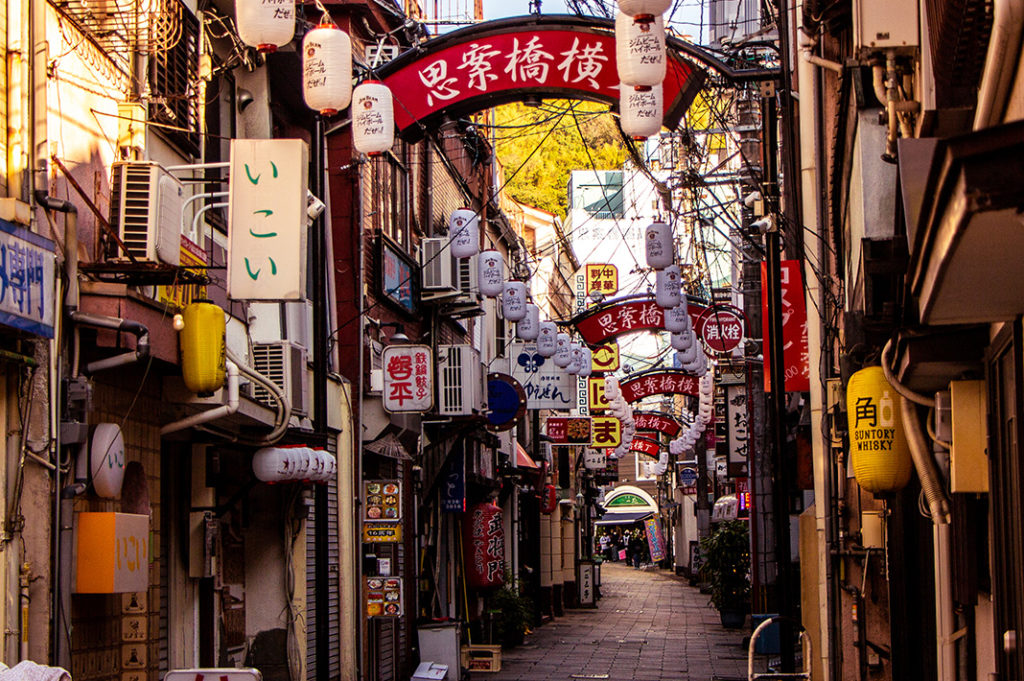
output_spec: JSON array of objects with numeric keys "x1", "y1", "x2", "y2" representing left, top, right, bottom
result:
[
  {"x1": 160, "y1": 361, "x2": 240, "y2": 435},
  {"x1": 56, "y1": 478, "x2": 87, "y2": 669},
  {"x1": 973, "y1": 0, "x2": 1024, "y2": 129},
  {"x1": 33, "y1": 192, "x2": 78, "y2": 313},
  {"x1": 68, "y1": 311, "x2": 150, "y2": 374}
]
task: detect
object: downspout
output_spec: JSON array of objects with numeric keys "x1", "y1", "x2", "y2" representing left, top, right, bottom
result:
[
  {"x1": 973, "y1": 0, "x2": 1024, "y2": 129},
  {"x1": 160, "y1": 362, "x2": 240, "y2": 436},
  {"x1": 68, "y1": 311, "x2": 150, "y2": 374}
]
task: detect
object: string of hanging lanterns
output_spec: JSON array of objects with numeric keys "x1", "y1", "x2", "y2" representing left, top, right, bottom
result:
[{"x1": 615, "y1": 0, "x2": 669, "y2": 139}]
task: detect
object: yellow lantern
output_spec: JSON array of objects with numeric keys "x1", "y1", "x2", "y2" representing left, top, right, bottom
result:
[
  {"x1": 846, "y1": 366, "x2": 913, "y2": 493},
  {"x1": 179, "y1": 301, "x2": 226, "y2": 396}
]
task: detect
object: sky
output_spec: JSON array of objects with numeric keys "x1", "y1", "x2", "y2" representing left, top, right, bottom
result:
[{"x1": 482, "y1": 0, "x2": 570, "y2": 18}]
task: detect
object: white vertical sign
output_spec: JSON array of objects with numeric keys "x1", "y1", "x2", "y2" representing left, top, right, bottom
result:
[
  {"x1": 228, "y1": 139, "x2": 309, "y2": 300},
  {"x1": 382, "y1": 345, "x2": 434, "y2": 413}
]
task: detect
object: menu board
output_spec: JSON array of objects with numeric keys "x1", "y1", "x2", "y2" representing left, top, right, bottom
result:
[
  {"x1": 364, "y1": 480, "x2": 401, "y2": 522},
  {"x1": 365, "y1": 576, "x2": 403, "y2": 618}
]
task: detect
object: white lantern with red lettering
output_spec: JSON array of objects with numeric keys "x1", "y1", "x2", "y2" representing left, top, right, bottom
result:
[
  {"x1": 517, "y1": 303, "x2": 540, "y2": 340},
  {"x1": 303, "y1": 25, "x2": 352, "y2": 115},
  {"x1": 578, "y1": 346, "x2": 593, "y2": 377},
  {"x1": 567, "y1": 344, "x2": 584, "y2": 375},
  {"x1": 478, "y1": 250, "x2": 504, "y2": 297},
  {"x1": 553, "y1": 333, "x2": 572, "y2": 368},
  {"x1": 463, "y1": 502, "x2": 505, "y2": 590},
  {"x1": 655, "y1": 264, "x2": 681, "y2": 308},
  {"x1": 645, "y1": 221, "x2": 673, "y2": 269},
  {"x1": 502, "y1": 281, "x2": 528, "y2": 321},
  {"x1": 237, "y1": 0, "x2": 295, "y2": 52},
  {"x1": 664, "y1": 303, "x2": 690, "y2": 333},
  {"x1": 449, "y1": 208, "x2": 479, "y2": 258},
  {"x1": 620, "y1": 84, "x2": 663, "y2": 139},
  {"x1": 352, "y1": 80, "x2": 394, "y2": 154},
  {"x1": 537, "y1": 321, "x2": 557, "y2": 357},
  {"x1": 616, "y1": 12, "x2": 666, "y2": 88},
  {"x1": 617, "y1": 0, "x2": 671, "y2": 22}
]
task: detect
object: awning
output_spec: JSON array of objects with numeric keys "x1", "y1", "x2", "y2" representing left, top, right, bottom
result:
[
  {"x1": 594, "y1": 511, "x2": 653, "y2": 526},
  {"x1": 515, "y1": 443, "x2": 540, "y2": 470}
]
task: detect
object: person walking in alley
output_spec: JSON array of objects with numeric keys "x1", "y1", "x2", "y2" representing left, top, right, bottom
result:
[{"x1": 628, "y1": 531, "x2": 645, "y2": 568}]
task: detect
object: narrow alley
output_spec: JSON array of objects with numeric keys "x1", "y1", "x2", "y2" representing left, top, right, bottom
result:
[{"x1": 492, "y1": 563, "x2": 749, "y2": 681}]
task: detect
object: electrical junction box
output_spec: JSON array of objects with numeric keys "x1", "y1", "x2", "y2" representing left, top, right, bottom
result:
[
  {"x1": 853, "y1": 0, "x2": 919, "y2": 56},
  {"x1": 950, "y1": 380, "x2": 988, "y2": 493}
]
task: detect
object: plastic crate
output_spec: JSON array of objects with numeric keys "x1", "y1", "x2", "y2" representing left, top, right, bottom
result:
[{"x1": 460, "y1": 645, "x2": 501, "y2": 672}]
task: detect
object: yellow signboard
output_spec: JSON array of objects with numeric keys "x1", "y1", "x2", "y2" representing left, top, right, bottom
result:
[
  {"x1": 591, "y1": 342, "x2": 620, "y2": 373},
  {"x1": 157, "y1": 237, "x2": 208, "y2": 310},
  {"x1": 590, "y1": 416, "x2": 622, "y2": 448},
  {"x1": 363, "y1": 522, "x2": 403, "y2": 543},
  {"x1": 588, "y1": 377, "x2": 609, "y2": 412},
  {"x1": 585, "y1": 263, "x2": 618, "y2": 297}
]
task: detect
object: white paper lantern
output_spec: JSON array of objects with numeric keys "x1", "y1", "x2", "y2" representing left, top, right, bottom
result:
[
  {"x1": 578, "y1": 347, "x2": 593, "y2": 377},
  {"x1": 655, "y1": 264, "x2": 681, "y2": 308},
  {"x1": 302, "y1": 26, "x2": 352, "y2": 115},
  {"x1": 503, "y1": 281, "x2": 528, "y2": 321},
  {"x1": 670, "y1": 330, "x2": 694, "y2": 351},
  {"x1": 518, "y1": 304, "x2": 540, "y2": 341},
  {"x1": 553, "y1": 333, "x2": 572, "y2": 368},
  {"x1": 449, "y1": 208, "x2": 479, "y2": 258},
  {"x1": 91, "y1": 423, "x2": 125, "y2": 499},
  {"x1": 237, "y1": 0, "x2": 295, "y2": 52},
  {"x1": 664, "y1": 304, "x2": 690, "y2": 333},
  {"x1": 605, "y1": 376, "x2": 622, "y2": 400},
  {"x1": 567, "y1": 344, "x2": 583, "y2": 375},
  {"x1": 537, "y1": 321, "x2": 558, "y2": 357},
  {"x1": 478, "y1": 250, "x2": 504, "y2": 297},
  {"x1": 677, "y1": 342, "x2": 699, "y2": 366},
  {"x1": 616, "y1": 12, "x2": 667, "y2": 88},
  {"x1": 352, "y1": 80, "x2": 395, "y2": 154},
  {"x1": 645, "y1": 221, "x2": 673, "y2": 269},
  {"x1": 620, "y1": 84, "x2": 663, "y2": 139},
  {"x1": 617, "y1": 0, "x2": 672, "y2": 21}
]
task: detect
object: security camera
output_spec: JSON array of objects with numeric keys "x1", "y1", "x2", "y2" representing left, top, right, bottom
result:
[
  {"x1": 743, "y1": 191, "x2": 762, "y2": 207},
  {"x1": 237, "y1": 89, "x2": 255, "y2": 113},
  {"x1": 751, "y1": 217, "x2": 774, "y2": 233},
  {"x1": 306, "y1": 191, "x2": 326, "y2": 222}
]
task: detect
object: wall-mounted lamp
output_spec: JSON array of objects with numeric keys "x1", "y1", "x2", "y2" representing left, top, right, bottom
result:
[
  {"x1": 378, "y1": 322, "x2": 409, "y2": 343},
  {"x1": 237, "y1": 88, "x2": 255, "y2": 113}
]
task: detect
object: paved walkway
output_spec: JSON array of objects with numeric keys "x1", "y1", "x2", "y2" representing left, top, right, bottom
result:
[{"x1": 491, "y1": 563, "x2": 750, "y2": 681}]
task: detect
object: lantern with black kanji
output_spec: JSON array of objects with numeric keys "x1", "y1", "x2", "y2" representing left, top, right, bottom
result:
[
  {"x1": 237, "y1": 0, "x2": 295, "y2": 52},
  {"x1": 449, "y1": 208, "x2": 479, "y2": 258},
  {"x1": 620, "y1": 84, "x2": 663, "y2": 139},
  {"x1": 478, "y1": 250, "x2": 504, "y2": 297},
  {"x1": 463, "y1": 502, "x2": 505, "y2": 590},
  {"x1": 537, "y1": 321, "x2": 557, "y2": 357},
  {"x1": 846, "y1": 366, "x2": 913, "y2": 494},
  {"x1": 517, "y1": 303, "x2": 540, "y2": 341}
]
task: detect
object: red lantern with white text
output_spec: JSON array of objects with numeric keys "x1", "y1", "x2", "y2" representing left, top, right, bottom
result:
[
  {"x1": 540, "y1": 484, "x2": 558, "y2": 514},
  {"x1": 463, "y1": 502, "x2": 506, "y2": 590}
]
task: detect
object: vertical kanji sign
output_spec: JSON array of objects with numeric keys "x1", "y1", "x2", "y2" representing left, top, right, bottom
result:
[
  {"x1": 761, "y1": 260, "x2": 810, "y2": 392},
  {"x1": 228, "y1": 139, "x2": 309, "y2": 300},
  {"x1": 725, "y1": 385, "x2": 748, "y2": 467},
  {"x1": 381, "y1": 345, "x2": 434, "y2": 413}
]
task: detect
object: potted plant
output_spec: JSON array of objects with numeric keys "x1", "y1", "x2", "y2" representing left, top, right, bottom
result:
[
  {"x1": 490, "y1": 580, "x2": 534, "y2": 648},
  {"x1": 699, "y1": 519, "x2": 751, "y2": 628}
]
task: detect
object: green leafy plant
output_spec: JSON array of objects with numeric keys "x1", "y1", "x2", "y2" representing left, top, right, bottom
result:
[
  {"x1": 489, "y1": 577, "x2": 534, "y2": 648},
  {"x1": 699, "y1": 520, "x2": 752, "y2": 612}
]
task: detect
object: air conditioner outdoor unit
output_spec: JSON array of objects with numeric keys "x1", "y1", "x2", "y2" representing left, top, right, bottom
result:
[
  {"x1": 251, "y1": 341, "x2": 309, "y2": 416},
  {"x1": 437, "y1": 344, "x2": 484, "y2": 416},
  {"x1": 420, "y1": 237, "x2": 458, "y2": 299},
  {"x1": 108, "y1": 161, "x2": 186, "y2": 265},
  {"x1": 454, "y1": 254, "x2": 479, "y2": 301}
]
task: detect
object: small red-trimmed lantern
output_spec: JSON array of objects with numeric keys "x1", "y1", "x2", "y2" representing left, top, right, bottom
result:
[
  {"x1": 237, "y1": 0, "x2": 295, "y2": 52},
  {"x1": 540, "y1": 484, "x2": 558, "y2": 514},
  {"x1": 463, "y1": 502, "x2": 506, "y2": 590},
  {"x1": 302, "y1": 25, "x2": 352, "y2": 115},
  {"x1": 620, "y1": 84, "x2": 663, "y2": 139},
  {"x1": 351, "y1": 80, "x2": 394, "y2": 154}
]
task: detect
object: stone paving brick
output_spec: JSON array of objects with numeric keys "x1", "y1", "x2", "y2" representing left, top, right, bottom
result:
[{"x1": 489, "y1": 563, "x2": 751, "y2": 681}]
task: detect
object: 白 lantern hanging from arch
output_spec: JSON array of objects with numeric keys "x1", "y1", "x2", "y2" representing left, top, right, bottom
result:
[
  {"x1": 645, "y1": 221, "x2": 673, "y2": 269},
  {"x1": 671, "y1": 329, "x2": 695, "y2": 351},
  {"x1": 351, "y1": 80, "x2": 394, "y2": 154},
  {"x1": 578, "y1": 347, "x2": 593, "y2": 377},
  {"x1": 846, "y1": 366, "x2": 913, "y2": 494},
  {"x1": 449, "y1": 208, "x2": 479, "y2": 258},
  {"x1": 553, "y1": 333, "x2": 572, "y2": 368},
  {"x1": 237, "y1": 0, "x2": 296, "y2": 52},
  {"x1": 617, "y1": 0, "x2": 672, "y2": 22},
  {"x1": 517, "y1": 304, "x2": 540, "y2": 341},
  {"x1": 537, "y1": 321, "x2": 557, "y2": 357},
  {"x1": 567, "y1": 344, "x2": 584, "y2": 375},
  {"x1": 620, "y1": 84, "x2": 663, "y2": 139},
  {"x1": 655, "y1": 264, "x2": 681, "y2": 308},
  {"x1": 503, "y1": 281, "x2": 528, "y2": 321},
  {"x1": 303, "y1": 25, "x2": 352, "y2": 115},
  {"x1": 463, "y1": 502, "x2": 506, "y2": 590},
  {"x1": 478, "y1": 250, "x2": 504, "y2": 297},
  {"x1": 615, "y1": 12, "x2": 667, "y2": 88},
  {"x1": 664, "y1": 303, "x2": 690, "y2": 333}
]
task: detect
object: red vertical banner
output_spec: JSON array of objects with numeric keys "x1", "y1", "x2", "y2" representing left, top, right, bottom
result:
[{"x1": 761, "y1": 260, "x2": 810, "y2": 392}]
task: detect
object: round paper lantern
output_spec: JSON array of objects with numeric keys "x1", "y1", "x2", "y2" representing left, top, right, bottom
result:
[
  {"x1": 664, "y1": 303, "x2": 690, "y2": 333},
  {"x1": 463, "y1": 502, "x2": 506, "y2": 590},
  {"x1": 537, "y1": 321, "x2": 558, "y2": 357},
  {"x1": 478, "y1": 250, "x2": 504, "y2": 298},
  {"x1": 677, "y1": 342, "x2": 699, "y2": 366},
  {"x1": 616, "y1": 12, "x2": 667, "y2": 88},
  {"x1": 518, "y1": 304, "x2": 540, "y2": 341},
  {"x1": 605, "y1": 375, "x2": 622, "y2": 400},
  {"x1": 502, "y1": 281, "x2": 528, "y2": 321},
  {"x1": 449, "y1": 208, "x2": 479, "y2": 258},
  {"x1": 645, "y1": 221, "x2": 673, "y2": 270},
  {"x1": 620, "y1": 84, "x2": 663, "y2": 139},
  {"x1": 540, "y1": 484, "x2": 558, "y2": 513},
  {"x1": 655, "y1": 264, "x2": 681, "y2": 308},
  {"x1": 578, "y1": 347, "x2": 593, "y2": 377},
  {"x1": 90, "y1": 423, "x2": 125, "y2": 499},
  {"x1": 303, "y1": 26, "x2": 352, "y2": 115},
  {"x1": 567, "y1": 344, "x2": 584, "y2": 375},
  {"x1": 352, "y1": 80, "x2": 394, "y2": 154},
  {"x1": 672, "y1": 330, "x2": 696, "y2": 352},
  {"x1": 846, "y1": 366, "x2": 913, "y2": 494},
  {"x1": 237, "y1": 0, "x2": 295, "y2": 51},
  {"x1": 553, "y1": 333, "x2": 572, "y2": 368},
  {"x1": 617, "y1": 0, "x2": 671, "y2": 21},
  {"x1": 253, "y1": 446, "x2": 298, "y2": 483},
  {"x1": 180, "y1": 301, "x2": 226, "y2": 396}
]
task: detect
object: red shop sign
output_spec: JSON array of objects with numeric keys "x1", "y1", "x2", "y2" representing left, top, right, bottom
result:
[
  {"x1": 761, "y1": 260, "x2": 810, "y2": 392},
  {"x1": 619, "y1": 370, "x2": 699, "y2": 403}
]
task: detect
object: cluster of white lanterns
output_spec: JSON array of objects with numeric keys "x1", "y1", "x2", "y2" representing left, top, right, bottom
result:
[
  {"x1": 236, "y1": 1, "x2": 395, "y2": 156},
  {"x1": 668, "y1": 298, "x2": 709, "y2": 377},
  {"x1": 668, "y1": 372, "x2": 716, "y2": 459},
  {"x1": 605, "y1": 376, "x2": 637, "y2": 460},
  {"x1": 252, "y1": 446, "x2": 338, "y2": 483},
  {"x1": 616, "y1": 0, "x2": 671, "y2": 139}
]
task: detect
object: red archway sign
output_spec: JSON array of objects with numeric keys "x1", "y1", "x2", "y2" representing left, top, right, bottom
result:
[
  {"x1": 619, "y1": 369, "x2": 699, "y2": 402},
  {"x1": 571, "y1": 295, "x2": 708, "y2": 346},
  {"x1": 695, "y1": 304, "x2": 745, "y2": 353},
  {"x1": 377, "y1": 16, "x2": 706, "y2": 139},
  {"x1": 633, "y1": 411, "x2": 682, "y2": 438}
]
